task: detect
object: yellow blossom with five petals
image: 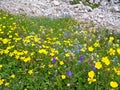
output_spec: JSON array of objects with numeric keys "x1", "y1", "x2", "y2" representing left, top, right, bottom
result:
[
  {"x1": 95, "y1": 61, "x2": 102, "y2": 69},
  {"x1": 110, "y1": 81, "x2": 118, "y2": 88}
]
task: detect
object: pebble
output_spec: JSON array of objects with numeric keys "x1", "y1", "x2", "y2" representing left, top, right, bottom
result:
[{"x1": 52, "y1": 0, "x2": 60, "y2": 6}]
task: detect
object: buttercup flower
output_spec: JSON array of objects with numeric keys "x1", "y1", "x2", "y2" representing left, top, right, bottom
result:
[
  {"x1": 95, "y1": 61, "x2": 102, "y2": 69},
  {"x1": 50, "y1": 52, "x2": 55, "y2": 56},
  {"x1": 65, "y1": 53, "x2": 70, "y2": 57},
  {"x1": 110, "y1": 81, "x2": 118, "y2": 88},
  {"x1": 88, "y1": 77, "x2": 96, "y2": 84},
  {"x1": 59, "y1": 61, "x2": 64, "y2": 65},
  {"x1": 88, "y1": 46, "x2": 94, "y2": 52},
  {"x1": 117, "y1": 47, "x2": 120, "y2": 54},
  {"x1": 102, "y1": 56, "x2": 110, "y2": 66},
  {"x1": 10, "y1": 74, "x2": 15, "y2": 79},
  {"x1": 94, "y1": 42, "x2": 100, "y2": 47},
  {"x1": 88, "y1": 70, "x2": 95, "y2": 78},
  {"x1": 38, "y1": 49, "x2": 48, "y2": 55},
  {"x1": 48, "y1": 64, "x2": 53, "y2": 68},
  {"x1": 0, "y1": 64, "x2": 2, "y2": 69},
  {"x1": 0, "y1": 79, "x2": 4, "y2": 85},
  {"x1": 114, "y1": 68, "x2": 120, "y2": 75},
  {"x1": 61, "y1": 75, "x2": 66, "y2": 80},
  {"x1": 28, "y1": 70, "x2": 33, "y2": 75},
  {"x1": 109, "y1": 36, "x2": 114, "y2": 41},
  {"x1": 2, "y1": 38, "x2": 9, "y2": 44},
  {"x1": 109, "y1": 48, "x2": 115, "y2": 56},
  {"x1": 5, "y1": 82, "x2": 10, "y2": 87}
]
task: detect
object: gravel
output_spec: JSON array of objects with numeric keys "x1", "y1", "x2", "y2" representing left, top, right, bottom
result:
[{"x1": 0, "y1": 0, "x2": 120, "y2": 33}]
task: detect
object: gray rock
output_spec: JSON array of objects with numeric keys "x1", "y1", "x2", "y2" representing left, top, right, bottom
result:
[
  {"x1": 113, "y1": 5, "x2": 120, "y2": 12},
  {"x1": 82, "y1": 13, "x2": 89, "y2": 19},
  {"x1": 0, "y1": 0, "x2": 120, "y2": 32},
  {"x1": 52, "y1": 0, "x2": 60, "y2": 6}
]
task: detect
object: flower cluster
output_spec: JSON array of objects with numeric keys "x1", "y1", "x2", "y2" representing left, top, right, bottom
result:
[{"x1": 0, "y1": 10, "x2": 120, "y2": 89}]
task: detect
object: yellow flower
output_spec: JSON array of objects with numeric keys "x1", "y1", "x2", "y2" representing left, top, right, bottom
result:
[
  {"x1": 40, "y1": 65, "x2": 45, "y2": 68},
  {"x1": 0, "y1": 79, "x2": 4, "y2": 85},
  {"x1": 109, "y1": 48, "x2": 115, "y2": 56},
  {"x1": 15, "y1": 55, "x2": 20, "y2": 59},
  {"x1": 94, "y1": 42, "x2": 100, "y2": 47},
  {"x1": 30, "y1": 52, "x2": 35, "y2": 56},
  {"x1": 24, "y1": 88, "x2": 27, "y2": 90},
  {"x1": 13, "y1": 50, "x2": 18, "y2": 54},
  {"x1": 0, "y1": 64, "x2": 2, "y2": 69},
  {"x1": 10, "y1": 74, "x2": 15, "y2": 79},
  {"x1": 83, "y1": 30, "x2": 88, "y2": 34},
  {"x1": 80, "y1": 48, "x2": 85, "y2": 52},
  {"x1": 2, "y1": 38, "x2": 9, "y2": 44},
  {"x1": 117, "y1": 47, "x2": 120, "y2": 54},
  {"x1": 92, "y1": 29, "x2": 96, "y2": 33},
  {"x1": 15, "y1": 33, "x2": 18, "y2": 36},
  {"x1": 48, "y1": 64, "x2": 53, "y2": 68},
  {"x1": 4, "y1": 49, "x2": 9, "y2": 54},
  {"x1": 61, "y1": 75, "x2": 66, "y2": 80},
  {"x1": 50, "y1": 52, "x2": 55, "y2": 56},
  {"x1": 23, "y1": 50, "x2": 28, "y2": 54},
  {"x1": 101, "y1": 56, "x2": 110, "y2": 66},
  {"x1": 65, "y1": 53, "x2": 70, "y2": 57},
  {"x1": 34, "y1": 36, "x2": 40, "y2": 43},
  {"x1": 95, "y1": 62, "x2": 102, "y2": 69},
  {"x1": 110, "y1": 81, "x2": 118, "y2": 88},
  {"x1": 109, "y1": 36, "x2": 114, "y2": 41},
  {"x1": 2, "y1": 25, "x2": 6, "y2": 28},
  {"x1": 28, "y1": 70, "x2": 33, "y2": 75},
  {"x1": 38, "y1": 49, "x2": 48, "y2": 55},
  {"x1": 9, "y1": 35, "x2": 12, "y2": 38},
  {"x1": 88, "y1": 70, "x2": 95, "y2": 78},
  {"x1": 88, "y1": 46, "x2": 94, "y2": 52},
  {"x1": 23, "y1": 57, "x2": 31, "y2": 63},
  {"x1": 88, "y1": 77, "x2": 96, "y2": 84},
  {"x1": 59, "y1": 61, "x2": 64, "y2": 65},
  {"x1": 5, "y1": 82, "x2": 10, "y2": 87},
  {"x1": 114, "y1": 68, "x2": 120, "y2": 75}
]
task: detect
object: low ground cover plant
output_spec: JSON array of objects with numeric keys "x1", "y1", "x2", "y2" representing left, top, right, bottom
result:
[
  {"x1": 0, "y1": 10, "x2": 120, "y2": 90},
  {"x1": 70, "y1": 0, "x2": 100, "y2": 9}
]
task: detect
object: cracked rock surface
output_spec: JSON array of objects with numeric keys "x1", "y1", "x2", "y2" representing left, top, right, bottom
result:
[{"x1": 0, "y1": 0, "x2": 120, "y2": 32}]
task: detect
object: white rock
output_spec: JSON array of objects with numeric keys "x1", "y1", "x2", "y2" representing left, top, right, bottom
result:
[
  {"x1": 97, "y1": 18, "x2": 101, "y2": 22},
  {"x1": 100, "y1": 1, "x2": 108, "y2": 6},
  {"x1": 113, "y1": 5, "x2": 120, "y2": 12},
  {"x1": 52, "y1": 0, "x2": 60, "y2": 6},
  {"x1": 82, "y1": 13, "x2": 89, "y2": 19},
  {"x1": 99, "y1": 15, "x2": 104, "y2": 18}
]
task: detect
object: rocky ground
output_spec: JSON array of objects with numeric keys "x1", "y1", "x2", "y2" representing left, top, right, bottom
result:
[{"x1": 0, "y1": 0, "x2": 120, "y2": 32}]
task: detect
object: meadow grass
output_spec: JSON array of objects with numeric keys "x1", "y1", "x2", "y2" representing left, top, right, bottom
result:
[{"x1": 0, "y1": 10, "x2": 120, "y2": 90}]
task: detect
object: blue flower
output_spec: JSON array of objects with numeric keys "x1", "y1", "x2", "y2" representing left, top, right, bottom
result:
[
  {"x1": 92, "y1": 67, "x2": 97, "y2": 71},
  {"x1": 67, "y1": 70, "x2": 72, "y2": 77},
  {"x1": 52, "y1": 57, "x2": 56, "y2": 63},
  {"x1": 80, "y1": 55, "x2": 84, "y2": 61}
]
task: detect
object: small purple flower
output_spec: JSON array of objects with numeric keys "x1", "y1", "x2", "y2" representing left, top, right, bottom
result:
[
  {"x1": 92, "y1": 67, "x2": 97, "y2": 71},
  {"x1": 67, "y1": 70, "x2": 72, "y2": 77},
  {"x1": 52, "y1": 57, "x2": 56, "y2": 63},
  {"x1": 80, "y1": 55, "x2": 84, "y2": 61}
]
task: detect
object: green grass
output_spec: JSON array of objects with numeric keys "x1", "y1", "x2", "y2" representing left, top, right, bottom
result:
[{"x1": 0, "y1": 10, "x2": 120, "y2": 90}]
